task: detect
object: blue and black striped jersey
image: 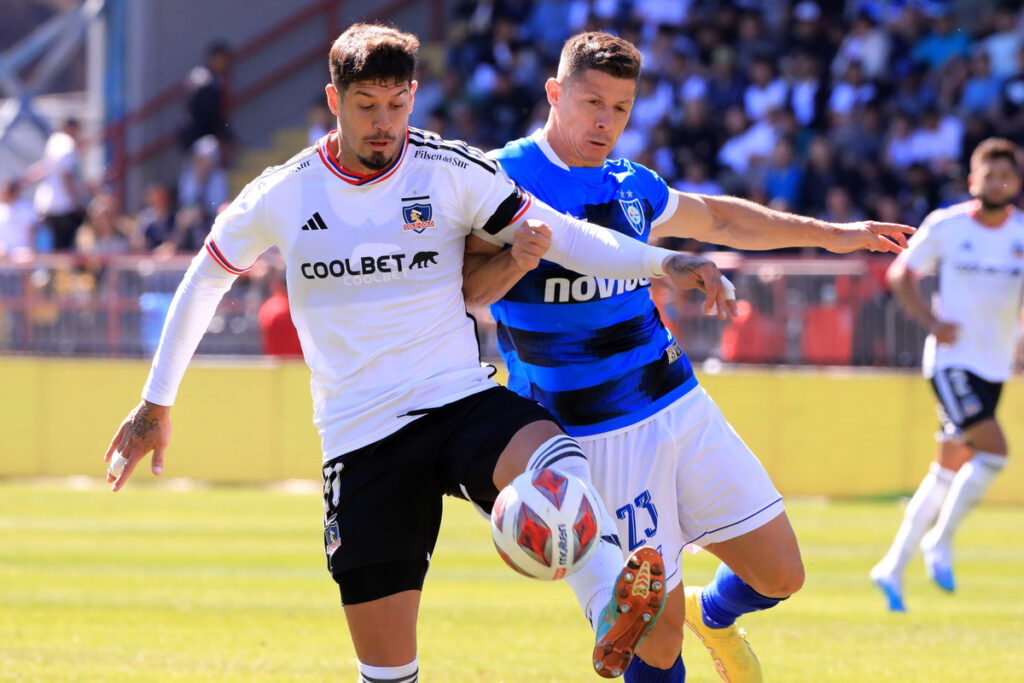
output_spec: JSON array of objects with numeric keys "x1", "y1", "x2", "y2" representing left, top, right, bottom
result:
[{"x1": 488, "y1": 132, "x2": 698, "y2": 436}]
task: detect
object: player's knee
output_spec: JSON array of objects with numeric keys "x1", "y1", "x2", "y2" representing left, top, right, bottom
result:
[
  {"x1": 772, "y1": 558, "x2": 805, "y2": 597},
  {"x1": 751, "y1": 558, "x2": 805, "y2": 598}
]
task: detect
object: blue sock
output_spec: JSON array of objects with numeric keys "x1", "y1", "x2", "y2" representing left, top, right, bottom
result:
[
  {"x1": 624, "y1": 654, "x2": 685, "y2": 682},
  {"x1": 700, "y1": 563, "x2": 784, "y2": 629}
]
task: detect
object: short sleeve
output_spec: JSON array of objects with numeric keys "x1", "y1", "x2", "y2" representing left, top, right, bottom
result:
[
  {"x1": 203, "y1": 178, "x2": 274, "y2": 274},
  {"x1": 465, "y1": 161, "x2": 532, "y2": 246},
  {"x1": 901, "y1": 210, "x2": 944, "y2": 276}
]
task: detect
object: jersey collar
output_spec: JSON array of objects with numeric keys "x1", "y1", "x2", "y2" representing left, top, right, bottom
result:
[
  {"x1": 531, "y1": 129, "x2": 570, "y2": 170},
  {"x1": 317, "y1": 129, "x2": 409, "y2": 186},
  {"x1": 967, "y1": 199, "x2": 1014, "y2": 229}
]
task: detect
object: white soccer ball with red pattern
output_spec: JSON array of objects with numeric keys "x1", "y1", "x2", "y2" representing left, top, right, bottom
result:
[{"x1": 490, "y1": 468, "x2": 602, "y2": 580}]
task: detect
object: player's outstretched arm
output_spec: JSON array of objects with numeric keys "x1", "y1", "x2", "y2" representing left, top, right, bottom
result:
[
  {"x1": 463, "y1": 222, "x2": 552, "y2": 307},
  {"x1": 474, "y1": 198, "x2": 737, "y2": 317},
  {"x1": 105, "y1": 400, "x2": 171, "y2": 492},
  {"x1": 103, "y1": 249, "x2": 239, "y2": 490},
  {"x1": 653, "y1": 191, "x2": 914, "y2": 254}
]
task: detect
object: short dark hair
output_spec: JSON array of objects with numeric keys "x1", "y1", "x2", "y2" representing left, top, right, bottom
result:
[
  {"x1": 970, "y1": 137, "x2": 1023, "y2": 176},
  {"x1": 558, "y1": 32, "x2": 643, "y2": 83},
  {"x1": 329, "y1": 23, "x2": 419, "y2": 92}
]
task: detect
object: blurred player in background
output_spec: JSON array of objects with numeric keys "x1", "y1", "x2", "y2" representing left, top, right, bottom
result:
[
  {"x1": 99, "y1": 22, "x2": 771, "y2": 683},
  {"x1": 464, "y1": 32, "x2": 914, "y2": 683},
  {"x1": 872, "y1": 138, "x2": 1024, "y2": 612}
]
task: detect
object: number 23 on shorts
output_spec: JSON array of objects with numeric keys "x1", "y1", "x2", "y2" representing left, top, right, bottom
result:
[{"x1": 616, "y1": 489, "x2": 659, "y2": 551}]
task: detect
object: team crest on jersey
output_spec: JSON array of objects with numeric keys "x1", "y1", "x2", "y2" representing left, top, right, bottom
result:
[
  {"x1": 402, "y1": 202, "x2": 435, "y2": 233},
  {"x1": 619, "y1": 198, "x2": 646, "y2": 235},
  {"x1": 1013, "y1": 242, "x2": 1024, "y2": 259}
]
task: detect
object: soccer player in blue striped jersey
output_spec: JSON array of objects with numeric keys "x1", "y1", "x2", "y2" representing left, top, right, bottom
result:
[{"x1": 463, "y1": 33, "x2": 914, "y2": 683}]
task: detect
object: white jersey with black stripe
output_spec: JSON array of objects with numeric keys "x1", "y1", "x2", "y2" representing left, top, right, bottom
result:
[
  {"x1": 201, "y1": 127, "x2": 532, "y2": 458},
  {"x1": 901, "y1": 200, "x2": 1024, "y2": 382}
]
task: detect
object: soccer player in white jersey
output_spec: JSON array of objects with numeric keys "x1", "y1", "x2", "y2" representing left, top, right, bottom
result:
[
  {"x1": 871, "y1": 138, "x2": 1024, "y2": 612},
  {"x1": 98, "y1": 24, "x2": 755, "y2": 682},
  {"x1": 463, "y1": 32, "x2": 914, "y2": 683}
]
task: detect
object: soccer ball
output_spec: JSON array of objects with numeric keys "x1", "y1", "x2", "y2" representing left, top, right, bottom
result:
[{"x1": 490, "y1": 468, "x2": 601, "y2": 580}]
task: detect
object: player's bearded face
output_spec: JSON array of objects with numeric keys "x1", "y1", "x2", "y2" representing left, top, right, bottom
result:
[
  {"x1": 556, "y1": 70, "x2": 635, "y2": 166},
  {"x1": 330, "y1": 80, "x2": 416, "y2": 173},
  {"x1": 970, "y1": 159, "x2": 1022, "y2": 211}
]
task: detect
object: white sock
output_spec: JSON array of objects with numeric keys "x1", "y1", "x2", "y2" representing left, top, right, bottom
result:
[
  {"x1": 526, "y1": 435, "x2": 624, "y2": 633},
  {"x1": 357, "y1": 657, "x2": 418, "y2": 682},
  {"x1": 879, "y1": 463, "x2": 955, "y2": 575},
  {"x1": 926, "y1": 452, "x2": 1006, "y2": 550}
]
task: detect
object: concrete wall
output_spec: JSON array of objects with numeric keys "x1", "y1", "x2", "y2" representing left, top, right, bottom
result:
[{"x1": 2, "y1": 357, "x2": 1022, "y2": 503}]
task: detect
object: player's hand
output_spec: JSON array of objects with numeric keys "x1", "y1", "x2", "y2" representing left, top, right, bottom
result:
[
  {"x1": 827, "y1": 222, "x2": 915, "y2": 254},
  {"x1": 510, "y1": 220, "x2": 552, "y2": 272},
  {"x1": 662, "y1": 253, "x2": 739, "y2": 319},
  {"x1": 104, "y1": 400, "x2": 172, "y2": 492},
  {"x1": 929, "y1": 320, "x2": 959, "y2": 345}
]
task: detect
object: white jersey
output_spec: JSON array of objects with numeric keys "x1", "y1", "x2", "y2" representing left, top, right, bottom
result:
[
  {"x1": 142, "y1": 127, "x2": 674, "y2": 460},
  {"x1": 901, "y1": 200, "x2": 1024, "y2": 381}
]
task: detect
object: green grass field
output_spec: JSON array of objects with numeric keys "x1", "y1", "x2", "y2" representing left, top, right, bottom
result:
[{"x1": 2, "y1": 481, "x2": 1022, "y2": 682}]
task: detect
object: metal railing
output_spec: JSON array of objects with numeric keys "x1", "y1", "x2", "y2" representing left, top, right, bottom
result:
[{"x1": 0, "y1": 253, "x2": 935, "y2": 367}]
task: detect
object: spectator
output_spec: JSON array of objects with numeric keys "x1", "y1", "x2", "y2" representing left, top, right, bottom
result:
[
  {"x1": 0, "y1": 180, "x2": 36, "y2": 259},
  {"x1": 763, "y1": 137, "x2": 803, "y2": 209},
  {"x1": 673, "y1": 159, "x2": 723, "y2": 196},
  {"x1": 744, "y1": 56, "x2": 788, "y2": 122},
  {"x1": 828, "y1": 61, "x2": 877, "y2": 119},
  {"x1": 787, "y1": 51, "x2": 827, "y2": 129},
  {"x1": 178, "y1": 135, "x2": 229, "y2": 229},
  {"x1": 178, "y1": 41, "x2": 234, "y2": 153},
  {"x1": 911, "y1": 9, "x2": 971, "y2": 69},
  {"x1": 996, "y1": 45, "x2": 1024, "y2": 137},
  {"x1": 630, "y1": 72, "x2": 673, "y2": 133},
  {"x1": 28, "y1": 118, "x2": 87, "y2": 252},
  {"x1": 136, "y1": 183, "x2": 177, "y2": 252},
  {"x1": 819, "y1": 186, "x2": 865, "y2": 223},
  {"x1": 307, "y1": 99, "x2": 333, "y2": 146},
  {"x1": 885, "y1": 112, "x2": 918, "y2": 172},
  {"x1": 831, "y1": 11, "x2": 891, "y2": 81},
  {"x1": 982, "y1": 5, "x2": 1023, "y2": 79},
  {"x1": 735, "y1": 10, "x2": 777, "y2": 73},
  {"x1": 959, "y1": 51, "x2": 1003, "y2": 115},
  {"x1": 75, "y1": 193, "x2": 131, "y2": 256},
  {"x1": 258, "y1": 264, "x2": 303, "y2": 358},
  {"x1": 671, "y1": 97, "x2": 722, "y2": 172},
  {"x1": 705, "y1": 47, "x2": 745, "y2": 112},
  {"x1": 800, "y1": 136, "x2": 842, "y2": 215},
  {"x1": 717, "y1": 105, "x2": 776, "y2": 180},
  {"x1": 908, "y1": 107, "x2": 963, "y2": 174}
]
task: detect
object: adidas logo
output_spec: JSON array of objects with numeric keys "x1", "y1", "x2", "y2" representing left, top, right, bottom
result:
[{"x1": 301, "y1": 212, "x2": 328, "y2": 231}]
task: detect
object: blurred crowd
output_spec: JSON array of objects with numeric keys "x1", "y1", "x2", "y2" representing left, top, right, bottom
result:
[
  {"x1": 5, "y1": 1, "x2": 1024, "y2": 263},
  {"x1": 415, "y1": 0, "x2": 1024, "y2": 236},
  {"x1": 0, "y1": 42, "x2": 234, "y2": 263}
]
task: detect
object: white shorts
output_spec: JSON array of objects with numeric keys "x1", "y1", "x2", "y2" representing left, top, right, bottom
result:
[{"x1": 577, "y1": 386, "x2": 783, "y2": 592}]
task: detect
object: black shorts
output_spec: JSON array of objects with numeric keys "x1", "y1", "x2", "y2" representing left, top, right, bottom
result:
[
  {"x1": 321, "y1": 386, "x2": 557, "y2": 605},
  {"x1": 929, "y1": 366, "x2": 1003, "y2": 435}
]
